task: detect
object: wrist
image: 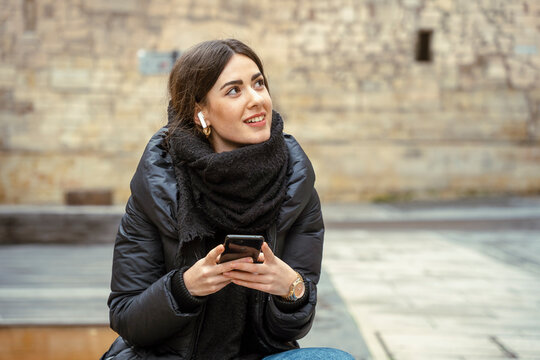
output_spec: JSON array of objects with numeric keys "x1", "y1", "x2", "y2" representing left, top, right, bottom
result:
[
  {"x1": 281, "y1": 271, "x2": 305, "y2": 301},
  {"x1": 171, "y1": 268, "x2": 205, "y2": 311}
]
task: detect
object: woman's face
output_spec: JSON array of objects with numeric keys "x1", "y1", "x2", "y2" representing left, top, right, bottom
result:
[{"x1": 199, "y1": 54, "x2": 272, "y2": 153}]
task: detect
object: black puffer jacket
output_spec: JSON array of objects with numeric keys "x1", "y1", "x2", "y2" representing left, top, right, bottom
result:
[{"x1": 102, "y1": 128, "x2": 324, "y2": 359}]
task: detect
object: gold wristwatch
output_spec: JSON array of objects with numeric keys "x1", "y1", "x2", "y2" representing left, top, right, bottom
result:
[{"x1": 283, "y1": 271, "x2": 304, "y2": 301}]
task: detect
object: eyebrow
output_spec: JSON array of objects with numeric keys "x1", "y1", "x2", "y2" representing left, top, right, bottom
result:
[{"x1": 219, "y1": 72, "x2": 263, "y2": 90}]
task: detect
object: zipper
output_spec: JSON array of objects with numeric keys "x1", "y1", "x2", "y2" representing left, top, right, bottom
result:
[
  {"x1": 186, "y1": 303, "x2": 206, "y2": 360},
  {"x1": 254, "y1": 290, "x2": 272, "y2": 353}
]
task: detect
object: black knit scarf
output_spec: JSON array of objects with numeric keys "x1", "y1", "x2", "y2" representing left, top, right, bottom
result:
[{"x1": 167, "y1": 107, "x2": 289, "y2": 266}]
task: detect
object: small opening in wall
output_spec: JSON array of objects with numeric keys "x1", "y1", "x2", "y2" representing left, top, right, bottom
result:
[{"x1": 415, "y1": 29, "x2": 433, "y2": 62}]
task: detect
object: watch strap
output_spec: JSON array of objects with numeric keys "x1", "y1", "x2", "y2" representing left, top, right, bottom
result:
[{"x1": 283, "y1": 271, "x2": 304, "y2": 301}]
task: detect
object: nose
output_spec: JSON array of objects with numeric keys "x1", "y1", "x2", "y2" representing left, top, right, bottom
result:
[{"x1": 247, "y1": 87, "x2": 264, "y2": 107}]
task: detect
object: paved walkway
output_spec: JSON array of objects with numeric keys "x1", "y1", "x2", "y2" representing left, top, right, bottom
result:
[{"x1": 322, "y1": 197, "x2": 540, "y2": 360}]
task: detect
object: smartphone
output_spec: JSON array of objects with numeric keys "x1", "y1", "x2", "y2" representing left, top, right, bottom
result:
[{"x1": 218, "y1": 235, "x2": 264, "y2": 264}]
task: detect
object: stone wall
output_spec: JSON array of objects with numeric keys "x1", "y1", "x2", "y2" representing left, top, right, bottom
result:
[{"x1": 1, "y1": 0, "x2": 539, "y2": 204}]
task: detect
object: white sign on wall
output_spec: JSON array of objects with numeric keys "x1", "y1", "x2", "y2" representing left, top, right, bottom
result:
[{"x1": 138, "y1": 49, "x2": 180, "y2": 75}]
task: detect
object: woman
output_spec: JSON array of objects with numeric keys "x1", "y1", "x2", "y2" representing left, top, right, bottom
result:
[{"x1": 102, "y1": 39, "x2": 353, "y2": 360}]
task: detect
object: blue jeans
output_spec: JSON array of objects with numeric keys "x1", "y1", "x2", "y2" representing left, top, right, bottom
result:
[{"x1": 263, "y1": 347, "x2": 355, "y2": 359}]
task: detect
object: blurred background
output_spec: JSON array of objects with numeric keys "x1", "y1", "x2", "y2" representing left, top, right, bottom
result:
[
  {"x1": 1, "y1": 0, "x2": 538, "y2": 204},
  {"x1": 0, "y1": 0, "x2": 539, "y2": 359}
]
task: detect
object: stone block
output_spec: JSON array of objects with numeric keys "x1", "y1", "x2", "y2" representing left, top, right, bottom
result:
[
  {"x1": 486, "y1": 58, "x2": 507, "y2": 82},
  {"x1": 83, "y1": 0, "x2": 144, "y2": 14},
  {"x1": 147, "y1": 0, "x2": 173, "y2": 16},
  {"x1": 419, "y1": 11, "x2": 441, "y2": 29},
  {"x1": 90, "y1": 69, "x2": 122, "y2": 92},
  {"x1": 339, "y1": 6, "x2": 355, "y2": 23},
  {"x1": 297, "y1": 29, "x2": 327, "y2": 54},
  {"x1": 441, "y1": 90, "x2": 528, "y2": 113},
  {"x1": 0, "y1": 205, "x2": 123, "y2": 244},
  {"x1": 507, "y1": 58, "x2": 538, "y2": 89},
  {"x1": 433, "y1": 0, "x2": 454, "y2": 12},
  {"x1": 402, "y1": 0, "x2": 422, "y2": 9},
  {"x1": 49, "y1": 68, "x2": 90, "y2": 90},
  {"x1": 65, "y1": 189, "x2": 113, "y2": 205},
  {"x1": 0, "y1": 64, "x2": 17, "y2": 87},
  {"x1": 63, "y1": 20, "x2": 91, "y2": 41}
]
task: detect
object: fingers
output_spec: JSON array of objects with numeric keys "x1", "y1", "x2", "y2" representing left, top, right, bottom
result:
[
  {"x1": 205, "y1": 276, "x2": 233, "y2": 293},
  {"x1": 205, "y1": 244, "x2": 224, "y2": 264},
  {"x1": 188, "y1": 274, "x2": 232, "y2": 297},
  {"x1": 229, "y1": 278, "x2": 272, "y2": 293},
  {"x1": 186, "y1": 246, "x2": 260, "y2": 297},
  {"x1": 261, "y1": 242, "x2": 275, "y2": 262},
  {"x1": 223, "y1": 269, "x2": 268, "y2": 283},
  {"x1": 226, "y1": 261, "x2": 263, "y2": 274},
  {"x1": 224, "y1": 269, "x2": 273, "y2": 293},
  {"x1": 188, "y1": 243, "x2": 280, "y2": 296},
  {"x1": 214, "y1": 257, "x2": 251, "y2": 274}
]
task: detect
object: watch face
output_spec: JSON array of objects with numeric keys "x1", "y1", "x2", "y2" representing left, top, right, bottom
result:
[{"x1": 294, "y1": 281, "x2": 305, "y2": 298}]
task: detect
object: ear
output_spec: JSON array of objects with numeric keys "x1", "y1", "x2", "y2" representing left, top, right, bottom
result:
[
  {"x1": 193, "y1": 107, "x2": 202, "y2": 127},
  {"x1": 193, "y1": 106, "x2": 209, "y2": 128}
]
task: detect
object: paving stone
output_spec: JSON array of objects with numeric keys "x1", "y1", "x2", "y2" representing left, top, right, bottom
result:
[{"x1": 381, "y1": 333, "x2": 505, "y2": 358}]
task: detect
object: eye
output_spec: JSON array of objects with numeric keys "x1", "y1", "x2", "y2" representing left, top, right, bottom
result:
[
  {"x1": 254, "y1": 78, "x2": 265, "y2": 89},
  {"x1": 226, "y1": 86, "x2": 239, "y2": 96}
]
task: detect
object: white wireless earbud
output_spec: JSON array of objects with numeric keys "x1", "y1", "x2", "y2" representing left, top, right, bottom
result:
[{"x1": 197, "y1": 111, "x2": 207, "y2": 129}]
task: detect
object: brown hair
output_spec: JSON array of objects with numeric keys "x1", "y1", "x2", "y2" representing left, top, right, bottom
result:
[{"x1": 167, "y1": 39, "x2": 269, "y2": 138}]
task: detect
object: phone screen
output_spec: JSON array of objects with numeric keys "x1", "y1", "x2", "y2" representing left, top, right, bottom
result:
[{"x1": 218, "y1": 235, "x2": 264, "y2": 264}]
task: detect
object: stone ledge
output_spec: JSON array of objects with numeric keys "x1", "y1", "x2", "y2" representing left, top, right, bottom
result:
[{"x1": 0, "y1": 205, "x2": 124, "y2": 244}]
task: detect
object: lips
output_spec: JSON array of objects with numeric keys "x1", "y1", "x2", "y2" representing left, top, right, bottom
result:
[
  {"x1": 243, "y1": 113, "x2": 266, "y2": 126},
  {"x1": 245, "y1": 115, "x2": 265, "y2": 124}
]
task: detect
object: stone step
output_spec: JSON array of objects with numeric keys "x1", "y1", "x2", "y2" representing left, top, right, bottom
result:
[
  {"x1": 0, "y1": 206, "x2": 123, "y2": 244},
  {"x1": 2, "y1": 198, "x2": 539, "y2": 244}
]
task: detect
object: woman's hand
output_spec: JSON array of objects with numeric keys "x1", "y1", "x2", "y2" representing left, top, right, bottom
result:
[
  {"x1": 183, "y1": 244, "x2": 254, "y2": 297},
  {"x1": 222, "y1": 242, "x2": 299, "y2": 297}
]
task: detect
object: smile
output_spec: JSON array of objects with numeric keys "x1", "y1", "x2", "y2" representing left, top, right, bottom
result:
[{"x1": 245, "y1": 114, "x2": 265, "y2": 124}]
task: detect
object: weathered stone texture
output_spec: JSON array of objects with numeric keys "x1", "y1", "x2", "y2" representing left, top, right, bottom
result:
[{"x1": 0, "y1": 0, "x2": 539, "y2": 204}]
